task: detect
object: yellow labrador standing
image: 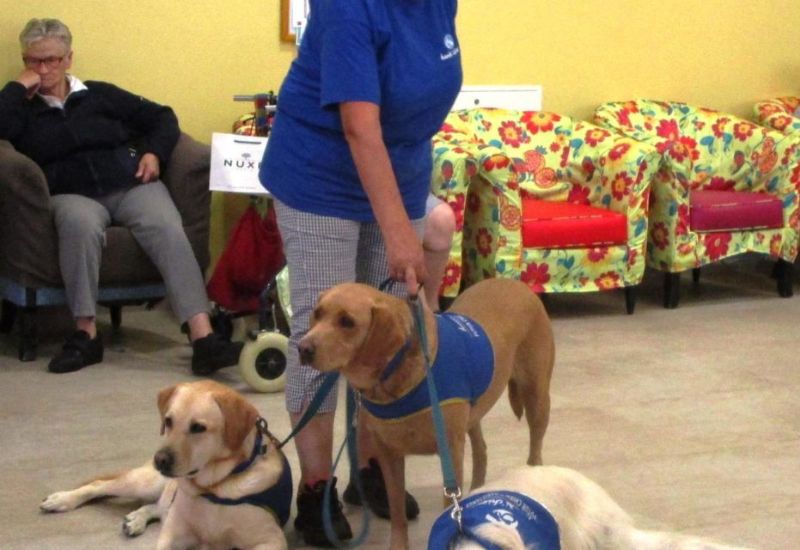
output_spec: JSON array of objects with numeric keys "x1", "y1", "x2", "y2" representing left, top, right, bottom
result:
[
  {"x1": 40, "y1": 380, "x2": 291, "y2": 550},
  {"x1": 298, "y1": 278, "x2": 555, "y2": 549}
]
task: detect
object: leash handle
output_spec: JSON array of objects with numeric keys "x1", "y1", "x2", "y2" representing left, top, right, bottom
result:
[{"x1": 410, "y1": 297, "x2": 461, "y2": 497}]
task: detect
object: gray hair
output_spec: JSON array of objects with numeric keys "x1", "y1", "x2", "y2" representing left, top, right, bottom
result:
[{"x1": 19, "y1": 18, "x2": 72, "y2": 51}]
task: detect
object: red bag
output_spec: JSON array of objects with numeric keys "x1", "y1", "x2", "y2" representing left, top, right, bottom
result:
[{"x1": 207, "y1": 204, "x2": 284, "y2": 313}]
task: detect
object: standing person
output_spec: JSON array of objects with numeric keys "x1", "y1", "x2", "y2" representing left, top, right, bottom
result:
[
  {"x1": 0, "y1": 19, "x2": 242, "y2": 375},
  {"x1": 260, "y1": 0, "x2": 462, "y2": 545}
]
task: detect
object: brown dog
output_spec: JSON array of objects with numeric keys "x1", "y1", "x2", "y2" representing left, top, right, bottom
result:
[
  {"x1": 40, "y1": 380, "x2": 291, "y2": 550},
  {"x1": 298, "y1": 277, "x2": 555, "y2": 549}
]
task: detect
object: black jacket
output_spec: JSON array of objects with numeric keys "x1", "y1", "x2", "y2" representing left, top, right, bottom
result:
[{"x1": 0, "y1": 80, "x2": 179, "y2": 197}]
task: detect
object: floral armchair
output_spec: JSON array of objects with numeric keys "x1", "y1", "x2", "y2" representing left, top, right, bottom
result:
[
  {"x1": 594, "y1": 100, "x2": 800, "y2": 307},
  {"x1": 753, "y1": 97, "x2": 800, "y2": 135},
  {"x1": 431, "y1": 108, "x2": 659, "y2": 313}
]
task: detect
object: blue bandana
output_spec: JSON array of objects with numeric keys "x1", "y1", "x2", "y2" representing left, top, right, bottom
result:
[
  {"x1": 428, "y1": 491, "x2": 560, "y2": 549},
  {"x1": 362, "y1": 312, "x2": 494, "y2": 420}
]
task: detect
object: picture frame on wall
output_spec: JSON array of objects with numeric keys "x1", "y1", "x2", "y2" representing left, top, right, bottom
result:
[{"x1": 281, "y1": 0, "x2": 310, "y2": 44}]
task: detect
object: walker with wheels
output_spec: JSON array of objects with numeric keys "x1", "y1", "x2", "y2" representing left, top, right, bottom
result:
[{"x1": 207, "y1": 92, "x2": 291, "y2": 393}]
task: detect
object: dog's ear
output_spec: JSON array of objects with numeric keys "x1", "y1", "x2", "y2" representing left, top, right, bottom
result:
[
  {"x1": 214, "y1": 390, "x2": 260, "y2": 451},
  {"x1": 353, "y1": 299, "x2": 410, "y2": 370},
  {"x1": 157, "y1": 384, "x2": 178, "y2": 435}
]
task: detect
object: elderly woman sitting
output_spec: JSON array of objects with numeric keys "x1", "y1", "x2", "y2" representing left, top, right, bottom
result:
[{"x1": 0, "y1": 18, "x2": 241, "y2": 374}]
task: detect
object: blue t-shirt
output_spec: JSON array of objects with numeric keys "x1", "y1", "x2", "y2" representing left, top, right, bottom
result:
[{"x1": 260, "y1": 0, "x2": 463, "y2": 221}]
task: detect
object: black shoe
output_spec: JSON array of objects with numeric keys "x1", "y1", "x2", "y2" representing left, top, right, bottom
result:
[
  {"x1": 343, "y1": 458, "x2": 420, "y2": 520},
  {"x1": 190, "y1": 333, "x2": 243, "y2": 376},
  {"x1": 48, "y1": 330, "x2": 103, "y2": 374},
  {"x1": 294, "y1": 478, "x2": 353, "y2": 547}
]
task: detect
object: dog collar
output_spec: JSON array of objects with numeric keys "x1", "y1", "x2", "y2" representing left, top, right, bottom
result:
[{"x1": 428, "y1": 491, "x2": 560, "y2": 549}]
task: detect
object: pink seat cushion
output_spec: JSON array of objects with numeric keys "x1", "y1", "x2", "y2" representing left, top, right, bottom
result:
[
  {"x1": 690, "y1": 190, "x2": 783, "y2": 232},
  {"x1": 521, "y1": 199, "x2": 628, "y2": 248}
]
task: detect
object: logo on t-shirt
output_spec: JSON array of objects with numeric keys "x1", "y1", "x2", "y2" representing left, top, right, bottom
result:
[{"x1": 440, "y1": 33, "x2": 459, "y2": 61}]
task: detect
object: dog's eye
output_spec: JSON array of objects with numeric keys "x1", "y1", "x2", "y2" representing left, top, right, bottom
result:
[
  {"x1": 164, "y1": 417, "x2": 173, "y2": 429},
  {"x1": 189, "y1": 423, "x2": 206, "y2": 434},
  {"x1": 338, "y1": 314, "x2": 355, "y2": 329}
]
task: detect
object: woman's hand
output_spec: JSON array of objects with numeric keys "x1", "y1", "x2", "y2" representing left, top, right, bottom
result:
[
  {"x1": 385, "y1": 224, "x2": 427, "y2": 297},
  {"x1": 135, "y1": 153, "x2": 160, "y2": 183},
  {"x1": 16, "y1": 69, "x2": 41, "y2": 98}
]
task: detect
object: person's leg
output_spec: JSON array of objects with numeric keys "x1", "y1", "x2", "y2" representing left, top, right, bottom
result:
[
  {"x1": 111, "y1": 181, "x2": 240, "y2": 373},
  {"x1": 422, "y1": 195, "x2": 456, "y2": 311},
  {"x1": 49, "y1": 194, "x2": 111, "y2": 373},
  {"x1": 274, "y1": 199, "x2": 360, "y2": 544}
]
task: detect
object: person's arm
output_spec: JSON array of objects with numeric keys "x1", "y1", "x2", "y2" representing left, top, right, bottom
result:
[
  {"x1": 90, "y1": 82, "x2": 180, "y2": 180},
  {"x1": 340, "y1": 101, "x2": 427, "y2": 294},
  {"x1": 0, "y1": 74, "x2": 37, "y2": 141}
]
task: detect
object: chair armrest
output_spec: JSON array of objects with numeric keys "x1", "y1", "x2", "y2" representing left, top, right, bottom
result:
[
  {"x1": 753, "y1": 98, "x2": 800, "y2": 134},
  {"x1": 0, "y1": 140, "x2": 61, "y2": 285},
  {"x1": 162, "y1": 132, "x2": 211, "y2": 270}
]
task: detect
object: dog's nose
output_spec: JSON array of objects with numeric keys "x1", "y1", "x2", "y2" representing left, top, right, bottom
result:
[
  {"x1": 153, "y1": 448, "x2": 174, "y2": 476},
  {"x1": 297, "y1": 340, "x2": 315, "y2": 365}
]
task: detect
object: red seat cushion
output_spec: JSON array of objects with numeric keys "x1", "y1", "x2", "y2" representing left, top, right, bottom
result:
[
  {"x1": 521, "y1": 199, "x2": 628, "y2": 248},
  {"x1": 690, "y1": 190, "x2": 783, "y2": 232}
]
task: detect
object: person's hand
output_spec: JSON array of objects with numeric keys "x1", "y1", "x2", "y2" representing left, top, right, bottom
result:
[
  {"x1": 135, "y1": 153, "x2": 160, "y2": 183},
  {"x1": 385, "y1": 226, "x2": 427, "y2": 298},
  {"x1": 16, "y1": 69, "x2": 41, "y2": 99}
]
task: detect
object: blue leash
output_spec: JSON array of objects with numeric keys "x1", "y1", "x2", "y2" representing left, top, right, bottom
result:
[
  {"x1": 409, "y1": 296, "x2": 463, "y2": 517},
  {"x1": 279, "y1": 371, "x2": 371, "y2": 548}
]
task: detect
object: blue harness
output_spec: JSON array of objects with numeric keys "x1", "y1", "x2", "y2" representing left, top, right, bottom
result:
[
  {"x1": 428, "y1": 491, "x2": 561, "y2": 549},
  {"x1": 362, "y1": 312, "x2": 495, "y2": 420},
  {"x1": 200, "y1": 429, "x2": 293, "y2": 527}
]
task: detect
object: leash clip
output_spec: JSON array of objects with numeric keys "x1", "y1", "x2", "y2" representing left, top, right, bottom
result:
[{"x1": 446, "y1": 486, "x2": 464, "y2": 531}]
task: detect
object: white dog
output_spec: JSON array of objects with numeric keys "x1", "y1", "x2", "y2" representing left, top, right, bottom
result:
[
  {"x1": 431, "y1": 465, "x2": 751, "y2": 550},
  {"x1": 40, "y1": 381, "x2": 291, "y2": 550}
]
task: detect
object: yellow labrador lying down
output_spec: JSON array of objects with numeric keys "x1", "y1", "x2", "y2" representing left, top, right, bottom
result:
[
  {"x1": 40, "y1": 380, "x2": 291, "y2": 550},
  {"x1": 433, "y1": 465, "x2": 751, "y2": 550}
]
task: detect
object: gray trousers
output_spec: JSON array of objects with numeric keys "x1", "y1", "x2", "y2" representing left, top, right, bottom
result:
[
  {"x1": 274, "y1": 199, "x2": 424, "y2": 414},
  {"x1": 51, "y1": 181, "x2": 209, "y2": 322}
]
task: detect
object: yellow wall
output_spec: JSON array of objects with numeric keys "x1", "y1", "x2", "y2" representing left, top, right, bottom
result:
[{"x1": 3, "y1": 0, "x2": 800, "y2": 259}]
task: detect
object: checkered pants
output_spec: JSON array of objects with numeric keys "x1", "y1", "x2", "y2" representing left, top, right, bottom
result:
[{"x1": 274, "y1": 200, "x2": 424, "y2": 413}]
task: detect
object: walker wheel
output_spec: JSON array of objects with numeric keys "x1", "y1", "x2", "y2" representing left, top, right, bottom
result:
[{"x1": 239, "y1": 332, "x2": 288, "y2": 393}]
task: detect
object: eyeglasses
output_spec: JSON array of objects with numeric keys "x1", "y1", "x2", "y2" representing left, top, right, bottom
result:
[{"x1": 22, "y1": 56, "x2": 65, "y2": 69}]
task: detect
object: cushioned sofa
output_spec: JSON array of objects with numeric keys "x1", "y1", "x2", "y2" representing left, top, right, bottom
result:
[
  {"x1": 431, "y1": 108, "x2": 660, "y2": 312},
  {"x1": 0, "y1": 133, "x2": 211, "y2": 360}
]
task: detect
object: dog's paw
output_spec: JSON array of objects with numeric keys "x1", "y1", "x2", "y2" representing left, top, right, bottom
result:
[
  {"x1": 122, "y1": 508, "x2": 150, "y2": 537},
  {"x1": 40, "y1": 491, "x2": 80, "y2": 513}
]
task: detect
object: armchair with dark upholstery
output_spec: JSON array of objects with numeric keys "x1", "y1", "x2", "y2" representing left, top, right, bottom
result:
[{"x1": 0, "y1": 133, "x2": 211, "y2": 360}]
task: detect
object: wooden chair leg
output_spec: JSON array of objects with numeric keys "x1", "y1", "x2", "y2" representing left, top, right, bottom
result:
[
  {"x1": 624, "y1": 286, "x2": 637, "y2": 314},
  {"x1": 1, "y1": 300, "x2": 17, "y2": 333},
  {"x1": 775, "y1": 259, "x2": 794, "y2": 298},
  {"x1": 663, "y1": 272, "x2": 681, "y2": 309},
  {"x1": 692, "y1": 267, "x2": 701, "y2": 284}
]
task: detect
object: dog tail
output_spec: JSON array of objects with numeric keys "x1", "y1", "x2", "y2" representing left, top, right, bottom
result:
[
  {"x1": 625, "y1": 528, "x2": 753, "y2": 550},
  {"x1": 507, "y1": 379, "x2": 524, "y2": 420}
]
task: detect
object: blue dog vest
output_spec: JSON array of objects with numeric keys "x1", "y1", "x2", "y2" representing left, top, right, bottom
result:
[
  {"x1": 201, "y1": 431, "x2": 293, "y2": 527},
  {"x1": 362, "y1": 312, "x2": 494, "y2": 420},
  {"x1": 428, "y1": 491, "x2": 560, "y2": 549}
]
